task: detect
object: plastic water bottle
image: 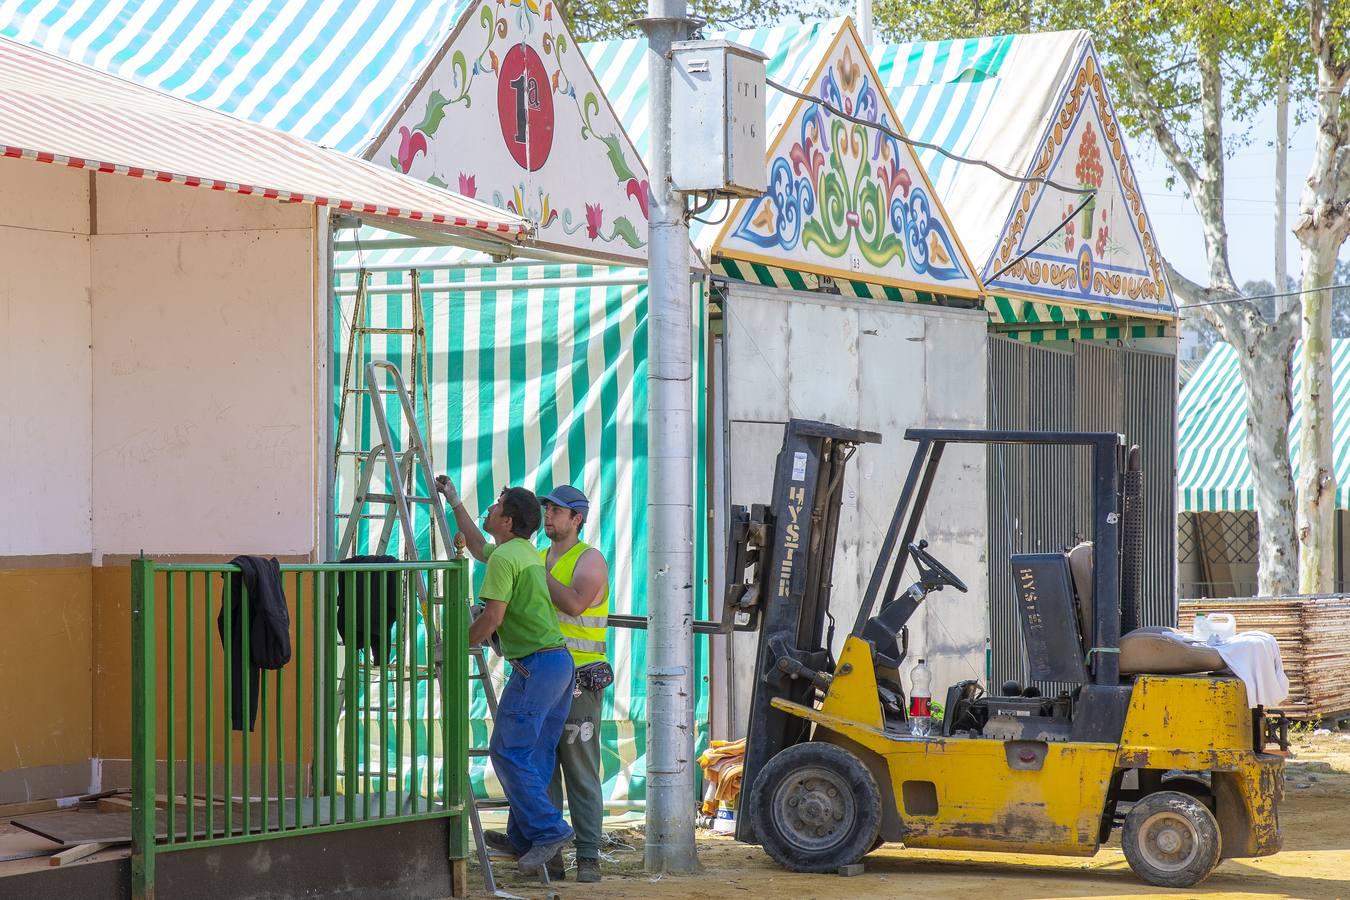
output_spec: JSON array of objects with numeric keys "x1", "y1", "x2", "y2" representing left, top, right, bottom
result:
[{"x1": 908, "y1": 658, "x2": 933, "y2": 737}]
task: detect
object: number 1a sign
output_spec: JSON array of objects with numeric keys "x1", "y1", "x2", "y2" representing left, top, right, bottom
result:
[{"x1": 497, "y1": 44, "x2": 554, "y2": 171}]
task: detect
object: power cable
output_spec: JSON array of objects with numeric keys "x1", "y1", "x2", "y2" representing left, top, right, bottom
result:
[
  {"x1": 764, "y1": 77, "x2": 1094, "y2": 286},
  {"x1": 765, "y1": 77, "x2": 1093, "y2": 196},
  {"x1": 1179, "y1": 281, "x2": 1350, "y2": 309}
]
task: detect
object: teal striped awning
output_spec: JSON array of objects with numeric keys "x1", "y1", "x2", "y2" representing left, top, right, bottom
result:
[{"x1": 1178, "y1": 341, "x2": 1350, "y2": 512}]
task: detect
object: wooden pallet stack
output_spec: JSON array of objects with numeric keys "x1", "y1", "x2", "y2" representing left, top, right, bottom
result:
[{"x1": 1179, "y1": 596, "x2": 1350, "y2": 720}]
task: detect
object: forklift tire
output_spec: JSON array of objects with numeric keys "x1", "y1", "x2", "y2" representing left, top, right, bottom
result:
[
  {"x1": 749, "y1": 742, "x2": 882, "y2": 873},
  {"x1": 1121, "y1": 791, "x2": 1223, "y2": 888}
]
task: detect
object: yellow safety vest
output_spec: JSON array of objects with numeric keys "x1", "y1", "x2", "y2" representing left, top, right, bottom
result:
[{"x1": 541, "y1": 541, "x2": 609, "y2": 665}]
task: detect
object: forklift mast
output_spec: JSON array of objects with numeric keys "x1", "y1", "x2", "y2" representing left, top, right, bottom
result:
[{"x1": 726, "y1": 420, "x2": 880, "y2": 842}]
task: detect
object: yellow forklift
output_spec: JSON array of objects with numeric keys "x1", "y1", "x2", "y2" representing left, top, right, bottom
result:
[{"x1": 723, "y1": 421, "x2": 1285, "y2": 888}]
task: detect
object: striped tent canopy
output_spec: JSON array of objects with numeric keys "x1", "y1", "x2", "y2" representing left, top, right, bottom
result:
[
  {"x1": 1178, "y1": 341, "x2": 1350, "y2": 512},
  {"x1": 873, "y1": 30, "x2": 1174, "y2": 320},
  {"x1": 586, "y1": 22, "x2": 1177, "y2": 323},
  {"x1": 0, "y1": 0, "x2": 469, "y2": 154}
]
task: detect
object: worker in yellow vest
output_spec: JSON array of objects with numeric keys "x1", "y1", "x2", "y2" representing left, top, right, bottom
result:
[{"x1": 535, "y1": 484, "x2": 611, "y2": 883}]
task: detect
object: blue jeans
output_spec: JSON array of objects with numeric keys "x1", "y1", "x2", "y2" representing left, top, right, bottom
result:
[{"x1": 491, "y1": 646, "x2": 575, "y2": 852}]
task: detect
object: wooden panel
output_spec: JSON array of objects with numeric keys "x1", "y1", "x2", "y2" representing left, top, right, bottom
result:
[{"x1": 1180, "y1": 597, "x2": 1350, "y2": 719}]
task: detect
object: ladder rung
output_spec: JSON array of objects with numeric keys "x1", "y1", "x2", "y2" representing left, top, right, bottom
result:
[
  {"x1": 355, "y1": 327, "x2": 420, "y2": 336},
  {"x1": 469, "y1": 748, "x2": 490, "y2": 757},
  {"x1": 334, "y1": 512, "x2": 387, "y2": 520},
  {"x1": 345, "y1": 387, "x2": 404, "y2": 395},
  {"x1": 365, "y1": 493, "x2": 435, "y2": 505}
]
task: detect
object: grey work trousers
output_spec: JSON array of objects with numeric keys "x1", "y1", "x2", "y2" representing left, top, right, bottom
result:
[{"x1": 547, "y1": 684, "x2": 604, "y2": 859}]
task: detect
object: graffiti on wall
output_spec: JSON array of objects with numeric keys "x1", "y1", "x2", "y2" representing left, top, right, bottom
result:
[
  {"x1": 715, "y1": 23, "x2": 981, "y2": 296},
  {"x1": 985, "y1": 48, "x2": 1174, "y2": 314},
  {"x1": 373, "y1": 0, "x2": 650, "y2": 263}
]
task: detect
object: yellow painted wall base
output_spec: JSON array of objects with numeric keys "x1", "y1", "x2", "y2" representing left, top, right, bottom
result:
[{"x1": 0, "y1": 566, "x2": 93, "y2": 771}]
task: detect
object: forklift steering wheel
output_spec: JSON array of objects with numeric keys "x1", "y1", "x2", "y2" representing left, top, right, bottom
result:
[{"x1": 908, "y1": 540, "x2": 969, "y2": 593}]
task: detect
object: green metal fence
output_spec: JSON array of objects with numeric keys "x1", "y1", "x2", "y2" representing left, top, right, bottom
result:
[{"x1": 130, "y1": 558, "x2": 469, "y2": 898}]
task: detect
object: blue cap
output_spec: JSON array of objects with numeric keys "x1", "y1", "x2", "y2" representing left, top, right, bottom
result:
[{"x1": 540, "y1": 485, "x2": 590, "y2": 514}]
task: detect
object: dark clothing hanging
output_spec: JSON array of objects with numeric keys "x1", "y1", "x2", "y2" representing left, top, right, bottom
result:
[
  {"x1": 217, "y1": 555, "x2": 292, "y2": 731},
  {"x1": 336, "y1": 555, "x2": 401, "y2": 665}
]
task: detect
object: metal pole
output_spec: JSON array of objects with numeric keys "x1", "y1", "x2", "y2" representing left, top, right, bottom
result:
[
  {"x1": 856, "y1": 0, "x2": 874, "y2": 46},
  {"x1": 639, "y1": 0, "x2": 698, "y2": 875}
]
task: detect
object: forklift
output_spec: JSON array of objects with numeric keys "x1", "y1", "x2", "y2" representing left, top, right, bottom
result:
[{"x1": 722, "y1": 420, "x2": 1285, "y2": 888}]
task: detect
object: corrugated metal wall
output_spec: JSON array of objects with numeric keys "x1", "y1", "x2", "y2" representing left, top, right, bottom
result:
[{"x1": 987, "y1": 338, "x2": 1177, "y2": 688}]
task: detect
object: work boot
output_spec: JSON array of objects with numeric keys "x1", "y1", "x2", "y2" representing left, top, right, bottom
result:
[
  {"x1": 482, "y1": 829, "x2": 517, "y2": 857},
  {"x1": 576, "y1": 857, "x2": 601, "y2": 883},
  {"x1": 519, "y1": 834, "x2": 572, "y2": 876},
  {"x1": 546, "y1": 850, "x2": 566, "y2": 881}
]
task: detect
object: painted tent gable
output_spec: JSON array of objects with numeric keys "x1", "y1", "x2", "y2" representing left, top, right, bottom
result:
[
  {"x1": 369, "y1": 0, "x2": 650, "y2": 264},
  {"x1": 984, "y1": 47, "x2": 1174, "y2": 316},
  {"x1": 713, "y1": 21, "x2": 981, "y2": 297}
]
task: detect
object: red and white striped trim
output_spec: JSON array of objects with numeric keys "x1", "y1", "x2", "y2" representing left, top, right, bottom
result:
[{"x1": 0, "y1": 36, "x2": 531, "y2": 240}]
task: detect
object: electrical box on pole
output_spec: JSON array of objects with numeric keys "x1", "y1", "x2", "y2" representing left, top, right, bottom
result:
[{"x1": 669, "y1": 40, "x2": 768, "y2": 197}]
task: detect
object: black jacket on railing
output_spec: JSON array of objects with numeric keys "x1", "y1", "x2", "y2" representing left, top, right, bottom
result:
[{"x1": 217, "y1": 555, "x2": 292, "y2": 731}]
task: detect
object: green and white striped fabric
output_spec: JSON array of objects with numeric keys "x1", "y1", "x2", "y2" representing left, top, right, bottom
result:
[
  {"x1": 334, "y1": 258, "x2": 711, "y2": 808},
  {"x1": 988, "y1": 295, "x2": 1168, "y2": 343},
  {"x1": 1178, "y1": 341, "x2": 1350, "y2": 512}
]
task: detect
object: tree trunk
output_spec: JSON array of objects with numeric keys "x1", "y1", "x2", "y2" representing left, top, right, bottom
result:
[
  {"x1": 1296, "y1": 246, "x2": 1339, "y2": 592},
  {"x1": 1293, "y1": 0, "x2": 1350, "y2": 594},
  {"x1": 1233, "y1": 334, "x2": 1300, "y2": 595}
]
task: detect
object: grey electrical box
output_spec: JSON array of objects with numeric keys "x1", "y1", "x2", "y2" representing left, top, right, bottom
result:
[{"x1": 670, "y1": 40, "x2": 768, "y2": 197}]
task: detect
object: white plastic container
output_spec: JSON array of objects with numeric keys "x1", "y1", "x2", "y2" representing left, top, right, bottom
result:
[
  {"x1": 1206, "y1": 613, "x2": 1237, "y2": 644},
  {"x1": 713, "y1": 802, "x2": 736, "y2": 833},
  {"x1": 1192, "y1": 612, "x2": 1211, "y2": 642}
]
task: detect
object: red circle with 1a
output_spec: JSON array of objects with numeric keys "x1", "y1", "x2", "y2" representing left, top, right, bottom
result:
[{"x1": 497, "y1": 44, "x2": 554, "y2": 172}]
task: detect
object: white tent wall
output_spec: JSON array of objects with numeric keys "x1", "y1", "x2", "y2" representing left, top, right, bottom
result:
[
  {"x1": 90, "y1": 177, "x2": 321, "y2": 561},
  {"x1": 0, "y1": 158, "x2": 95, "y2": 794},
  {"x1": 717, "y1": 281, "x2": 989, "y2": 737},
  {"x1": 0, "y1": 154, "x2": 327, "y2": 795}
]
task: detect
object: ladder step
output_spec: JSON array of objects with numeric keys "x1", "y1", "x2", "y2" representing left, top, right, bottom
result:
[
  {"x1": 365, "y1": 493, "x2": 436, "y2": 505},
  {"x1": 334, "y1": 512, "x2": 389, "y2": 520},
  {"x1": 469, "y1": 748, "x2": 490, "y2": 757},
  {"x1": 345, "y1": 387, "x2": 405, "y2": 395},
  {"x1": 355, "y1": 327, "x2": 420, "y2": 336}
]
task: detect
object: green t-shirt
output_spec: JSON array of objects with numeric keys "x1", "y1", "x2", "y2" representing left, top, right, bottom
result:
[{"x1": 481, "y1": 538, "x2": 566, "y2": 659}]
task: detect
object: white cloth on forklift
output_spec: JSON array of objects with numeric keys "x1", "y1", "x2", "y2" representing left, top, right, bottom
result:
[{"x1": 1212, "y1": 631, "x2": 1289, "y2": 708}]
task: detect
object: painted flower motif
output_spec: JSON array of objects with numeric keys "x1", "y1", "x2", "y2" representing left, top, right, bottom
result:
[
  {"x1": 836, "y1": 45, "x2": 861, "y2": 94},
  {"x1": 1095, "y1": 225, "x2": 1108, "y2": 256},
  {"x1": 397, "y1": 126, "x2": 428, "y2": 173},
  {"x1": 458, "y1": 172, "x2": 477, "y2": 198},
  {"x1": 626, "y1": 178, "x2": 650, "y2": 219},
  {"x1": 585, "y1": 202, "x2": 603, "y2": 240},
  {"x1": 1065, "y1": 221, "x2": 1075, "y2": 252}
]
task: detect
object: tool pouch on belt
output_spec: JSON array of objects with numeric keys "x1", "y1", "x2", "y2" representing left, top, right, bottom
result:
[{"x1": 576, "y1": 661, "x2": 614, "y2": 692}]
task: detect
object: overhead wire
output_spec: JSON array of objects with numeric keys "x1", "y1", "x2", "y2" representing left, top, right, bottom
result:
[
  {"x1": 763, "y1": 77, "x2": 1094, "y2": 283},
  {"x1": 1178, "y1": 281, "x2": 1350, "y2": 309}
]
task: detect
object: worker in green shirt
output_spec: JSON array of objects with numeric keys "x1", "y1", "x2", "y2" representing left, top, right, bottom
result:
[{"x1": 437, "y1": 476, "x2": 574, "y2": 877}]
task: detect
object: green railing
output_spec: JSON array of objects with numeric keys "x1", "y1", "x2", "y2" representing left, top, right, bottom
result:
[{"x1": 130, "y1": 559, "x2": 468, "y2": 898}]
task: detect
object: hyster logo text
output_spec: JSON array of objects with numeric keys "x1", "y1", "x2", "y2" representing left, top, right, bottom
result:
[{"x1": 778, "y1": 486, "x2": 806, "y2": 598}]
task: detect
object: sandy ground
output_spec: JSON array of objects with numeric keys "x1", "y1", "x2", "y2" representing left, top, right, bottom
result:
[{"x1": 476, "y1": 733, "x2": 1350, "y2": 900}]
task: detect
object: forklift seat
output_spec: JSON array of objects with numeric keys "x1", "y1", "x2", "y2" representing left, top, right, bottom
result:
[
  {"x1": 1066, "y1": 542, "x2": 1096, "y2": 653},
  {"x1": 1064, "y1": 540, "x2": 1224, "y2": 676}
]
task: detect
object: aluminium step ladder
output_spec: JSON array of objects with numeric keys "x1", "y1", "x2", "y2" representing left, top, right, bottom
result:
[
  {"x1": 334, "y1": 267, "x2": 438, "y2": 561},
  {"x1": 336, "y1": 359, "x2": 538, "y2": 898}
]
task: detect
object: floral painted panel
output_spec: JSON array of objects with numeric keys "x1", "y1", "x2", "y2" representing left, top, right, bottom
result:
[
  {"x1": 371, "y1": 0, "x2": 650, "y2": 264},
  {"x1": 984, "y1": 48, "x2": 1174, "y2": 316},
  {"x1": 715, "y1": 22, "x2": 981, "y2": 297}
]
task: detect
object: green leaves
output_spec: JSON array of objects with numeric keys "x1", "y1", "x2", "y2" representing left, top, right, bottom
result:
[
  {"x1": 610, "y1": 216, "x2": 643, "y2": 248},
  {"x1": 415, "y1": 90, "x2": 452, "y2": 137}
]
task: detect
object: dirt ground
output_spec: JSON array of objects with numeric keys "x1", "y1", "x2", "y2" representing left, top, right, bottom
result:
[{"x1": 477, "y1": 733, "x2": 1350, "y2": 900}]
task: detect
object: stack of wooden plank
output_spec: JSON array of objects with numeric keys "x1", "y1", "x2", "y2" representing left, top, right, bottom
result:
[{"x1": 1180, "y1": 596, "x2": 1350, "y2": 720}]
